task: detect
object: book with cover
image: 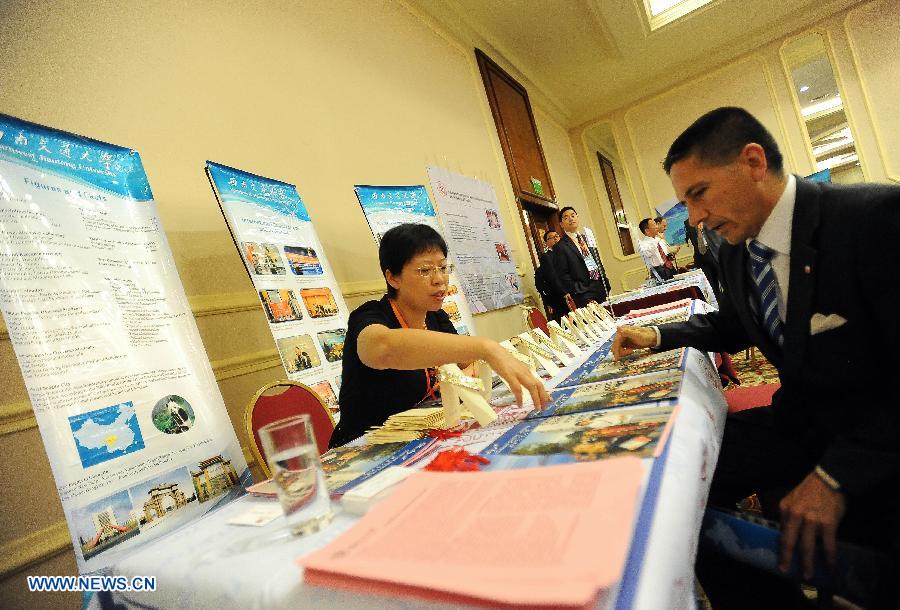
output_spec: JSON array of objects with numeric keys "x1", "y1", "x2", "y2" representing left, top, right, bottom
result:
[
  {"x1": 321, "y1": 437, "x2": 435, "y2": 495},
  {"x1": 556, "y1": 347, "x2": 687, "y2": 388},
  {"x1": 527, "y1": 369, "x2": 683, "y2": 419},
  {"x1": 479, "y1": 404, "x2": 677, "y2": 470}
]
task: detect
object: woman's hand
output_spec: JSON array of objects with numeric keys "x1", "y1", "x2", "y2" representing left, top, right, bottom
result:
[{"x1": 483, "y1": 340, "x2": 551, "y2": 409}]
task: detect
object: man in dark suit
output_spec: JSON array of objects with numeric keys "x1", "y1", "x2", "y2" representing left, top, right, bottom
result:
[
  {"x1": 554, "y1": 206, "x2": 608, "y2": 307},
  {"x1": 684, "y1": 219, "x2": 724, "y2": 300},
  {"x1": 534, "y1": 230, "x2": 569, "y2": 322},
  {"x1": 613, "y1": 107, "x2": 899, "y2": 607}
]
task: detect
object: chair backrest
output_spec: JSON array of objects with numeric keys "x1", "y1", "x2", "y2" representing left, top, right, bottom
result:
[{"x1": 244, "y1": 381, "x2": 336, "y2": 478}]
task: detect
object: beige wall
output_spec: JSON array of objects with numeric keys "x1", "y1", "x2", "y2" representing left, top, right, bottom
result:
[
  {"x1": 571, "y1": 0, "x2": 900, "y2": 291},
  {"x1": 0, "y1": 0, "x2": 581, "y2": 603}
]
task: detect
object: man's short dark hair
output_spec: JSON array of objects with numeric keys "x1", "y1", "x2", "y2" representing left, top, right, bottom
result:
[
  {"x1": 638, "y1": 218, "x2": 653, "y2": 235},
  {"x1": 544, "y1": 230, "x2": 559, "y2": 239},
  {"x1": 663, "y1": 107, "x2": 783, "y2": 175},
  {"x1": 558, "y1": 206, "x2": 577, "y2": 222},
  {"x1": 379, "y1": 223, "x2": 448, "y2": 297}
]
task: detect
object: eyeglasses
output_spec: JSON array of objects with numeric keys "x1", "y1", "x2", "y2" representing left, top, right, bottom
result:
[{"x1": 414, "y1": 263, "x2": 454, "y2": 279}]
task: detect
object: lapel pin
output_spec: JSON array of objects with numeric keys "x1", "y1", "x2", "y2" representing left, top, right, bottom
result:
[{"x1": 804, "y1": 265, "x2": 811, "y2": 274}]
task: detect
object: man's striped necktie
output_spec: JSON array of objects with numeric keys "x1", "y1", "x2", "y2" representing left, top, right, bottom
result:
[{"x1": 747, "y1": 240, "x2": 784, "y2": 347}]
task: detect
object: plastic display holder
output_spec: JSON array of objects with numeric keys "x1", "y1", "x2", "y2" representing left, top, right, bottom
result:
[
  {"x1": 575, "y1": 307, "x2": 605, "y2": 337},
  {"x1": 529, "y1": 327, "x2": 575, "y2": 366},
  {"x1": 589, "y1": 301, "x2": 616, "y2": 325},
  {"x1": 546, "y1": 320, "x2": 583, "y2": 356},
  {"x1": 566, "y1": 311, "x2": 598, "y2": 344},
  {"x1": 514, "y1": 331, "x2": 561, "y2": 375},
  {"x1": 437, "y1": 363, "x2": 497, "y2": 427}
]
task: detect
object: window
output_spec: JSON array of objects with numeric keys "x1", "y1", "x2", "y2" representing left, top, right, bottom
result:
[
  {"x1": 596, "y1": 152, "x2": 635, "y2": 256},
  {"x1": 644, "y1": 0, "x2": 715, "y2": 31}
]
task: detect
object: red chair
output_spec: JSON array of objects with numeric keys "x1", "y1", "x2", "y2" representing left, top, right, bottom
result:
[
  {"x1": 244, "y1": 381, "x2": 336, "y2": 478},
  {"x1": 521, "y1": 305, "x2": 550, "y2": 335}
]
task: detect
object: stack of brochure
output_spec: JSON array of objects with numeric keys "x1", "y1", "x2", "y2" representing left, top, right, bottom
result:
[{"x1": 365, "y1": 407, "x2": 445, "y2": 444}]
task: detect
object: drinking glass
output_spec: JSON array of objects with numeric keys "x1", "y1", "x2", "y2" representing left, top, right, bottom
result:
[{"x1": 258, "y1": 414, "x2": 333, "y2": 536}]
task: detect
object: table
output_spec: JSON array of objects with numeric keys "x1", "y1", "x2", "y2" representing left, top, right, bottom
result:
[
  {"x1": 607, "y1": 270, "x2": 718, "y2": 313},
  {"x1": 99, "y1": 301, "x2": 728, "y2": 610}
]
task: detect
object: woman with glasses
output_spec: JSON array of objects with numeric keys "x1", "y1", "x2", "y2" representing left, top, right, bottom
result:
[{"x1": 328, "y1": 223, "x2": 550, "y2": 447}]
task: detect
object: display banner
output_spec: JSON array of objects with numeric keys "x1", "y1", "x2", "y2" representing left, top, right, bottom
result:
[
  {"x1": 426, "y1": 167, "x2": 523, "y2": 313},
  {"x1": 655, "y1": 196, "x2": 689, "y2": 246},
  {"x1": 0, "y1": 115, "x2": 250, "y2": 574},
  {"x1": 207, "y1": 162, "x2": 347, "y2": 416},
  {"x1": 353, "y1": 184, "x2": 475, "y2": 335}
]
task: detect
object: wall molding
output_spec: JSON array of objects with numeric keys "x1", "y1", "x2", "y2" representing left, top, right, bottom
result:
[
  {"x1": 624, "y1": 55, "x2": 792, "y2": 211},
  {"x1": 340, "y1": 279, "x2": 386, "y2": 300},
  {"x1": 843, "y1": 4, "x2": 900, "y2": 184},
  {"x1": 578, "y1": 119, "x2": 645, "y2": 263},
  {"x1": 0, "y1": 282, "x2": 388, "y2": 340},
  {"x1": 0, "y1": 400, "x2": 34, "y2": 436},
  {"x1": 0, "y1": 520, "x2": 71, "y2": 579}
]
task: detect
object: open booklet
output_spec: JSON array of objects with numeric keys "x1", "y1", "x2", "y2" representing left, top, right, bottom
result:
[
  {"x1": 480, "y1": 403, "x2": 679, "y2": 470},
  {"x1": 555, "y1": 347, "x2": 687, "y2": 389},
  {"x1": 301, "y1": 458, "x2": 646, "y2": 609},
  {"x1": 529, "y1": 368, "x2": 683, "y2": 419}
]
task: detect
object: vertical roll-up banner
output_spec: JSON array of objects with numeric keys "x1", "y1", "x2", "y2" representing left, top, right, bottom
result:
[
  {"x1": 206, "y1": 162, "x2": 348, "y2": 417},
  {"x1": 0, "y1": 115, "x2": 250, "y2": 573},
  {"x1": 353, "y1": 185, "x2": 476, "y2": 336},
  {"x1": 425, "y1": 166, "x2": 523, "y2": 313}
]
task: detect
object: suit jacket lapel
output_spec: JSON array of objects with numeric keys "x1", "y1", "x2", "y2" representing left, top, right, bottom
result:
[{"x1": 782, "y1": 177, "x2": 820, "y2": 379}]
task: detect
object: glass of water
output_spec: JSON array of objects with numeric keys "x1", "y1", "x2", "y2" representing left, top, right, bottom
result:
[{"x1": 258, "y1": 414, "x2": 333, "y2": 536}]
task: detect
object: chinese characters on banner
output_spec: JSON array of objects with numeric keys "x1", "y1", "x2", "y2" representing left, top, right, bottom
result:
[
  {"x1": 353, "y1": 184, "x2": 475, "y2": 335},
  {"x1": 206, "y1": 162, "x2": 347, "y2": 418},
  {"x1": 426, "y1": 167, "x2": 523, "y2": 313},
  {"x1": 0, "y1": 115, "x2": 249, "y2": 573}
]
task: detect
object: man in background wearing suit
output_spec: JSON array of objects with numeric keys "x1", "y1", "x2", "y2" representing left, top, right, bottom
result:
[
  {"x1": 554, "y1": 206, "x2": 609, "y2": 307},
  {"x1": 613, "y1": 107, "x2": 899, "y2": 608},
  {"x1": 684, "y1": 219, "x2": 724, "y2": 300},
  {"x1": 534, "y1": 230, "x2": 569, "y2": 322}
]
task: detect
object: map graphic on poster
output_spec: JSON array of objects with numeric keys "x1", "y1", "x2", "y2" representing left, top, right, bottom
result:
[
  {"x1": 69, "y1": 402, "x2": 146, "y2": 468},
  {"x1": 426, "y1": 167, "x2": 523, "y2": 313},
  {"x1": 353, "y1": 184, "x2": 475, "y2": 335},
  {"x1": 207, "y1": 162, "x2": 348, "y2": 413},
  {"x1": 0, "y1": 115, "x2": 250, "y2": 574}
]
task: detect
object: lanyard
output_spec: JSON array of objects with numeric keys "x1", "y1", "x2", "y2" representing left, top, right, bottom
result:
[{"x1": 389, "y1": 299, "x2": 437, "y2": 401}]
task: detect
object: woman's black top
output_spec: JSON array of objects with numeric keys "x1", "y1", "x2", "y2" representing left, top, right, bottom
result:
[{"x1": 328, "y1": 296, "x2": 457, "y2": 448}]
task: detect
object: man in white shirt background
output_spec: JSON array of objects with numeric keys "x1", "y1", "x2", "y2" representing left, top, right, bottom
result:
[{"x1": 637, "y1": 217, "x2": 675, "y2": 282}]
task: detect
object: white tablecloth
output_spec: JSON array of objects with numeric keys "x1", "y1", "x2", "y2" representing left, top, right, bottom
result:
[{"x1": 99, "y1": 307, "x2": 727, "y2": 610}]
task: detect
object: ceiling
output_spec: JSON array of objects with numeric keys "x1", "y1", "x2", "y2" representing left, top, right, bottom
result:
[{"x1": 410, "y1": 0, "x2": 862, "y2": 127}]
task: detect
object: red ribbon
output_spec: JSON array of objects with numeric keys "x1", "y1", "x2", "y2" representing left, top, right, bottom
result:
[{"x1": 424, "y1": 448, "x2": 491, "y2": 472}]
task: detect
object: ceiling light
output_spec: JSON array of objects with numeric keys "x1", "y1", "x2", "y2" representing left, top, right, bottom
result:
[{"x1": 799, "y1": 85, "x2": 810, "y2": 92}]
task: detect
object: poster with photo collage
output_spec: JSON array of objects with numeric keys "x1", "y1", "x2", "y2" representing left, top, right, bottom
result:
[
  {"x1": 0, "y1": 115, "x2": 250, "y2": 574},
  {"x1": 206, "y1": 162, "x2": 346, "y2": 418},
  {"x1": 426, "y1": 166, "x2": 523, "y2": 313},
  {"x1": 353, "y1": 184, "x2": 476, "y2": 336}
]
